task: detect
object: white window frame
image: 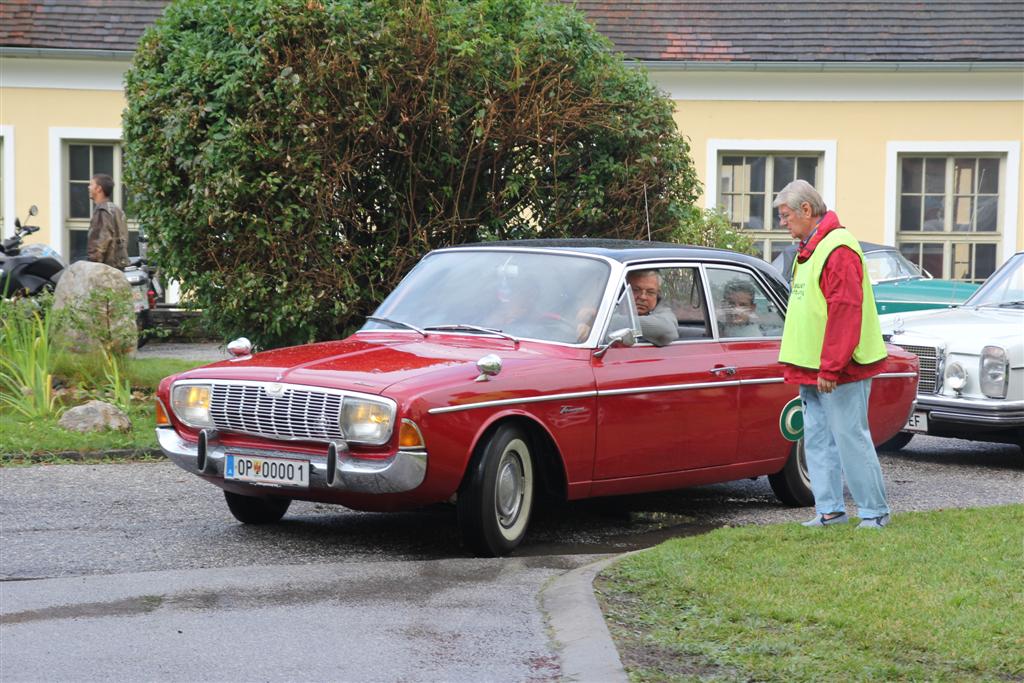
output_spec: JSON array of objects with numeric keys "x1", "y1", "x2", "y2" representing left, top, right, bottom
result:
[
  {"x1": 48, "y1": 127, "x2": 122, "y2": 257},
  {"x1": 885, "y1": 141, "x2": 1020, "y2": 260},
  {"x1": 705, "y1": 139, "x2": 838, "y2": 214},
  {"x1": 0, "y1": 126, "x2": 14, "y2": 239}
]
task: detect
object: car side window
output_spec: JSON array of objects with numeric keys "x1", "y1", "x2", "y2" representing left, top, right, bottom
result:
[
  {"x1": 707, "y1": 268, "x2": 785, "y2": 339},
  {"x1": 659, "y1": 267, "x2": 711, "y2": 340}
]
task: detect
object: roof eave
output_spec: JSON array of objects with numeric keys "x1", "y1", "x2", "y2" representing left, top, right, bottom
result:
[
  {"x1": 628, "y1": 60, "x2": 1024, "y2": 73},
  {"x1": 0, "y1": 46, "x2": 134, "y2": 61}
]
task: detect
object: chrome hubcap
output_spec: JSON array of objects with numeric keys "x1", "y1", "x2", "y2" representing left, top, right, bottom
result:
[{"x1": 495, "y1": 449, "x2": 524, "y2": 528}]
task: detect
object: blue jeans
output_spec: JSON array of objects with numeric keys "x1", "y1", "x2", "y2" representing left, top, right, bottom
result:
[{"x1": 800, "y1": 379, "x2": 890, "y2": 519}]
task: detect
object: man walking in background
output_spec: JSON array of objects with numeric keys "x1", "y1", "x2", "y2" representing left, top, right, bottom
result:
[
  {"x1": 775, "y1": 180, "x2": 892, "y2": 529},
  {"x1": 87, "y1": 173, "x2": 129, "y2": 269}
]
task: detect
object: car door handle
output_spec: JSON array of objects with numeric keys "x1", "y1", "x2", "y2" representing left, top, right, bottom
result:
[{"x1": 710, "y1": 365, "x2": 737, "y2": 376}]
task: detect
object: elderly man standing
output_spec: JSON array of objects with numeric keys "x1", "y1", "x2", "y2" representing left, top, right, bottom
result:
[{"x1": 775, "y1": 180, "x2": 892, "y2": 529}]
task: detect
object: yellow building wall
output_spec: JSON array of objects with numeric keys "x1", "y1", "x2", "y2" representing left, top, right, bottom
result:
[
  {"x1": 675, "y1": 100, "x2": 1024, "y2": 250},
  {"x1": 1, "y1": 86, "x2": 127, "y2": 247}
]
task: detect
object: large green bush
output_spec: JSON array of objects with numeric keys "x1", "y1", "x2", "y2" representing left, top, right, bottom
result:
[{"x1": 124, "y1": 0, "x2": 700, "y2": 347}]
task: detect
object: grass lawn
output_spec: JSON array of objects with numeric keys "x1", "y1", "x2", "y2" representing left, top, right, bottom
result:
[
  {"x1": 598, "y1": 505, "x2": 1024, "y2": 682},
  {"x1": 1, "y1": 357, "x2": 203, "y2": 459}
]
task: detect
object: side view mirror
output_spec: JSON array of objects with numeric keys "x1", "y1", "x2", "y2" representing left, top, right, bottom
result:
[
  {"x1": 593, "y1": 327, "x2": 636, "y2": 358},
  {"x1": 29, "y1": 205, "x2": 38, "y2": 217}
]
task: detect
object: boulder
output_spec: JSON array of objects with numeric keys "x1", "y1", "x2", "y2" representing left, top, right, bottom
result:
[
  {"x1": 53, "y1": 261, "x2": 137, "y2": 354},
  {"x1": 58, "y1": 400, "x2": 132, "y2": 433}
]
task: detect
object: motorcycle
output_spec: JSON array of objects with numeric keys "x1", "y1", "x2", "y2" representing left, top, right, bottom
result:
[{"x1": 0, "y1": 205, "x2": 66, "y2": 297}]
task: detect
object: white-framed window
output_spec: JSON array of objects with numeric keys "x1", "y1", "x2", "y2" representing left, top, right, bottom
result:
[
  {"x1": 886, "y1": 141, "x2": 1020, "y2": 283},
  {"x1": 706, "y1": 140, "x2": 837, "y2": 263}
]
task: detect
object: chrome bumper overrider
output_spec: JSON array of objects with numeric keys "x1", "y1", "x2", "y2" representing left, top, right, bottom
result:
[
  {"x1": 915, "y1": 395, "x2": 1024, "y2": 427},
  {"x1": 157, "y1": 428, "x2": 427, "y2": 494}
]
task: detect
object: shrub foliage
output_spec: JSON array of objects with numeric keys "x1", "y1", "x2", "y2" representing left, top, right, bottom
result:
[{"x1": 124, "y1": 0, "x2": 700, "y2": 347}]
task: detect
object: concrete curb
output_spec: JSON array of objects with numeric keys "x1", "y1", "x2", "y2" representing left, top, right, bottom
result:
[{"x1": 541, "y1": 552, "x2": 640, "y2": 682}]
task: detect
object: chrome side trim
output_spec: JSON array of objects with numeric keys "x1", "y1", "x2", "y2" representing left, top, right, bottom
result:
[
  {"x1": 427, "y1": 390, "x2": 599, "y2": 415},
  {"x1": 599, "y1": 379, "x2": 742, "y2": 396},
  {"x1": 739, "y1": 377, "x2": 786, "y2": 385},
  {"x1": 876, "y1": 372, "x2": 919, "y2": 379}
]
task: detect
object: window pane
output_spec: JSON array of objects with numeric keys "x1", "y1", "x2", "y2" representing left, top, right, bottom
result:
[
  {"x1": 747, "y1": 195, "x2": 764, "y2": 229},
  {"x1": 797, "y1": 157, "x2": 818, "y2": 184},
  {"x1": 69, "y1": 229, "x2": 89, "y2": 263},
  {"x1": 974, "y1": 244, "x2": 996, "y2": 281},
  {"x1": 924, "y1": 158, "x2": 945, "y2": 194},
  {"x1": 748, "y1": 156, "x2": 766, "y2": 193},
  {"x1": 953, "y1": 196, "x2": 973, "y2": 232},
  {"x1": 773, "y1": 156, "x2": 795, "y2": 192},
  {"x1": 951, "y1": 243, "x2": 971, "y2": 279},
  {"x1": 769, "y1": 240, "x2": 790, "y2": 262},
  {"x1": 899, "y1": 243, "x2": 920, "y2": 269},
  {"x1": 69, "y1": 183, "x2": 90, "y2": 218},
  {"x1": 977, "y1": 158, "x2": 999, "y2": 194},
  {"x1": 720, "y1": 156, "x2": 741, "y2": 192},
  {"x1": 901, "y1": 157, "x2": 922, "y2": 193},
  {"x1": 93, "y1": 145, "x2": 114, "y2": 176},
  {"x1": 899, "y1": 196, "x2": 921, "y2": 231},
  {"x1": 954, "y1": 158, "x2": 975, "y2": 194},
  {"x1": 69, "y1": 145, "x2": 90, "y2": 181},
  {"x1": 923, "y1": 196, "x2": 944, "y2": 231},
  {"x1": 752, "y1": 240, "x2": 765, "y2": 259},
  {"x1": 921, "y1": 243, "x2": 943, "y2": 277},
  {"x1": 976, "y1": 195, "x2": 998, "y2": 232}
]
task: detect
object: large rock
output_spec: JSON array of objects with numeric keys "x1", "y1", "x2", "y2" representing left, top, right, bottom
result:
[
  {"x1": 53, "y1": 261, "x2": 137, "y2": 354},
  {"x1": 58, "y1": 400, "x2": 132, "y2": 433}
]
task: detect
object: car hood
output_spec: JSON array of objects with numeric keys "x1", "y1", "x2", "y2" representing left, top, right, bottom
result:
[
  {"x1": 172, "y1": 333, "x2": 561, "y2": 394},
  {"x1": 881, "y1": 307, "x2": 1024, "y2": 354},
  {"x1": 873, "y1": 278, "x2": 980, "y2": 306}
]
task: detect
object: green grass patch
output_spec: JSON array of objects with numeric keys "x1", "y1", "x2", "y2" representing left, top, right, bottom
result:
[
  {"x1": 54, "y1": 354, "x2": 199, "y2": 393},
  {"x1": 0, "y1": 402, "x2": 161, "y2": 456},
  {"x1": 598, "y1": 506, "x2": 1024, "y2": 682}
]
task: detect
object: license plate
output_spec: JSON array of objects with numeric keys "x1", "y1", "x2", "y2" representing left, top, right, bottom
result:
[
  {"x1": 225, "y1": 454, "x2": 309, "y2": 488},
  {"x1": 904, "y1": 410, "x2": 928, "y2": 433}
]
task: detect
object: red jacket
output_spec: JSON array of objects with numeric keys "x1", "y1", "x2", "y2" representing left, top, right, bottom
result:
[{"x1": 783, "y1": 212, "x2": 887, "y2": 385}]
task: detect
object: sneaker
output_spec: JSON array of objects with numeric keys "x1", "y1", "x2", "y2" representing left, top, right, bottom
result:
[
  {"x1": 801, "y1": 512, "x2": 848, "y2": 527},
  {"x1": 857, "y1": 514, "x2": 891, "y2": 529}
]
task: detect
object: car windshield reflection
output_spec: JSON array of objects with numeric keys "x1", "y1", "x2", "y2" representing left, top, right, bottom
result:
[
  {"x1": 865, "y1": 249, "x2": 923, "y2": 284},
  {"x1": 363, "y1": 250, "x2": 611, "y2": 344},
  {"x1": 966, "y1": 253, "x2": 1024, "y2": 308}
]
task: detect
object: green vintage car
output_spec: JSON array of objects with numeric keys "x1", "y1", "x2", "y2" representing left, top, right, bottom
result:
[{"x1": 772, "y1": 241, "x2": 980, "y2": 314}]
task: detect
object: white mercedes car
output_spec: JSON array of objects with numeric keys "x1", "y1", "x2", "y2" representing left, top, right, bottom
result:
[{"x1": 879, "y1": 251, "x2": 1024, "y2": 453}]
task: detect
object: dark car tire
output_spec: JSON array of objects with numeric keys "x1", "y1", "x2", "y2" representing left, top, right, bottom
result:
[
  {"x1": 224, "y1": 490, "x2": 291, "y2": 524},
  {"x1": 768, "y1": 439, "x2": 814, "y2": 507},
  {"x1": 879, "y1": 432, "x2": 914, "y2": 452},
  {"x1": 457, "y1": 424, "x2": 536, "y2": 557}
]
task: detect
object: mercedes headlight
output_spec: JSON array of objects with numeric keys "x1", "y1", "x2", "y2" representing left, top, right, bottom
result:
[
  {"x1": 170, "y1": 384, "x2": 213, "y2": 427},
  {"x1": 340, "y1": 396, "x2": 395, "y2": 445},
  {"x1": 944, "y1": 362, "x2": 967, "y2": 393},
  {"x1": 980, "y1": 346, "x2": 1009, "y2": 398}
]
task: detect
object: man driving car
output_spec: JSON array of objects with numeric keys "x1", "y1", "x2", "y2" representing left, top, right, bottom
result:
[{"x1": 627, "y1": 269, "x2": 679, "y2": 346}]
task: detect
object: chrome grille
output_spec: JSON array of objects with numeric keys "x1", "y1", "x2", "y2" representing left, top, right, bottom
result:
[
  {"x1": 209, "y1": 384, "x2": 344, "y2": 442},
  {"x1": 893, "y1": 343, "x2": 939, "y2": 394}
]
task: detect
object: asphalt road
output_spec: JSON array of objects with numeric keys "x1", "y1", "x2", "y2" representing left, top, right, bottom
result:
[{"x1": 1, "y1": 435, "x2": 1021, "y2": 681}]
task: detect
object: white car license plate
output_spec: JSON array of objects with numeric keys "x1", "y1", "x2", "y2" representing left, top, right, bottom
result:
[
  {"x1": 904, "y1": 410, "x2": 928, "y2": 433},
  {"x1": 225, "y1": 454, "x2": 309, "y2": 488}
]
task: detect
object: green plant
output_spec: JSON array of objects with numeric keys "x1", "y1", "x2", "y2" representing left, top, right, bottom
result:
[
  {"x1": 0, "y1": 296, "x2": 62, "y2": 418},
  {"x1": 58, "y1": 287, "x2": 137, "y2": 357},
  {"x1": 671, "y1": 206, "x2": 757, "y2": 255},
  {"x1": 94, "y1": 348, "x2": 134, "y2": 411},
  {"x1": 124, "y1": 0, "x2": 701, "y2": 348}
]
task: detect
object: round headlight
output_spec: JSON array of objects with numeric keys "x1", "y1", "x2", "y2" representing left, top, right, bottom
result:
[{"x1": 944, "y1": 362, "x2": 967, "y2": 392}]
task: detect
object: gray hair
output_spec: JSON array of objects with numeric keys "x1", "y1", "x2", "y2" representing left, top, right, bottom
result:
[
  {"x1": 773, "y1": 179, "x2": 827, "y2": 216},
  {"x1": 627, "y1": 269, "x2": 662, "y2": 285}
]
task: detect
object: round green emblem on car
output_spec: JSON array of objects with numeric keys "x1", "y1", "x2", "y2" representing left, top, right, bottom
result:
[{"x1": 779, "y1": 397, "x2": 803, "y2": 442}]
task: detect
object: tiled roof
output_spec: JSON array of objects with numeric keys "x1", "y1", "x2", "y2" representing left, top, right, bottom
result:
[
  {"x1": 1, "y1": 0, "x2": 1022, "y2": 63},
  {"x1": 573, "y1": 0, "x2": 1024, "y2": 62},
  {"x1": 0, "y1": 0, "x2": 166, "y2": 53}
]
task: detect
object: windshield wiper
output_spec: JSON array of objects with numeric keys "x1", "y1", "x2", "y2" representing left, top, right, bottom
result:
[
  {"x1": 996, "y1": 300, "x2": 1024, "y2": 308},
  {"x1": 365, "y1": 316, "x2": 427, "y2": 337},
  {"x1": 423, "y1": 324, "x2": 521, "y2": 344}
]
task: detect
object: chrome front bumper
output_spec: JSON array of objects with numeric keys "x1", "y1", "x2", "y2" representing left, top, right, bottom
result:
[
  {"x1": 157, "y1": 427, "x2": 427, "y2": 494},
  {"x1": 915, "y1": 394, "x2": 1024, "y2": 427}
]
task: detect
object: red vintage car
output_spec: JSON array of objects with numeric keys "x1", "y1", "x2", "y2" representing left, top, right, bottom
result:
[{"x1": 156, "y1": 240, "x2": 919, "y2": 555}]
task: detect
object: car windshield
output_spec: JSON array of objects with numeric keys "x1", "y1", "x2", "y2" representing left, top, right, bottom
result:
[
  {"x1": 966, "y1": 253, "x2": 1024, "y2": 308},
  {"x1": 864, "y1": 249, "x2": 922, "y2": 284},
  {"x1": 363, "y1": 250, "x2": 611, "y2": 344}
]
